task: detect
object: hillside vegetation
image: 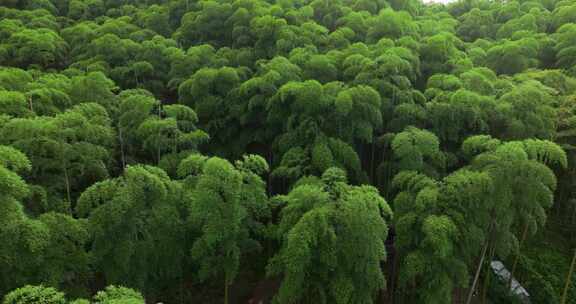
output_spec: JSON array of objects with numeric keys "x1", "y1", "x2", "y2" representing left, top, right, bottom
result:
[{"x1": 0, "y1": 0, "x2": 575, "y2": 303}]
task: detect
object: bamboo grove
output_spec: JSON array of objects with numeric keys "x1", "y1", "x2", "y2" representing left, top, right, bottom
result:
[{"x1": 0, "y1": 0, "x2": 575, "y2": 303}]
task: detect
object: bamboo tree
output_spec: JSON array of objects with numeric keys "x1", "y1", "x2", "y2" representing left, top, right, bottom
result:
[
  {"x1": 185, "y1": 156, "x2": 269, "y2": 304},
  {"x1": 268, "y1": 167, "x2": 392, "y2": 304},
  {"x1": 76, "y1": 165, "x2": 188, "y2": 294}
]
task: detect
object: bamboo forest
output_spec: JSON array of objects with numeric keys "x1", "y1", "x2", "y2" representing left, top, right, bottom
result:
[{"x1": 1, "y1": 0, "x2": 576, "y2": 303}]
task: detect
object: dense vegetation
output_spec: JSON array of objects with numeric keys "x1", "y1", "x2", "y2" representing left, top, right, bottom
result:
[{"x1": 0, "y1": 0, "x2": 575, "y2": 303}]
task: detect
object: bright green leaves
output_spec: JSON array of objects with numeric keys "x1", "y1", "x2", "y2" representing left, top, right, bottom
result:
[
  {"x1": 36, "y1": 212, "x2": 90, "y2": 287},
  {"x1": 189, "y1": 157, "x2": 245, "y2": 285},
  {"x1": 422, "y1": 215, "x2": 458, "y2": 259},
  {"x1": 26, "y1": 88, "x2": 73, "y2": 116},
  {"x1": 522, "y1": 138, "x2": 568, "y2": 168},
  {"x1": 333, "y1": 85, "x2": 383, "y2": 142},
  {"x1": 182, "y1": 155, "x2": 270, "y2": 300},
  {"x1": 420, "y1": 32, "x2": 465, "y2": 78},
  {"x1": 235, "y1": 154, "x2": 271, "y2": 234},
  {"x1": 175, "y1": 1, "x2": 235, "y2": 48},
  {"x1": 0, "y1": 103, "x2": 114, "y2": 211},
  {"x1": 462, "y1": 135, "x2": 565, "y2": 257},
  {"x1": 0, "y1": 145, "x2": 30, "y2": 174},
  {"x1": 461, "y1": 135, "x2": 502, "y2": 157},
  {"x1": 116, "y1": 91, "x2": 208, "y2": 173},
  {"x1": 274, "y1": 136, "x2": 365, "y2": 184},
  {"x1": 1, "y1": 0, "x2": 575, "y2": 301},
  {"x1": 272, "y1": 207, "x2": 338, "y2": 304},
  {"x1": 424, "y1": 68, "x2": 558, "y2": 149},
  {"x1": 0, "y1": 146, "x2": 88, "y2": 296},
  {"x1": 334, "y1": 89, "x2": 354, "y2": 115},
  {"x1": 136, "y1": 105, "x2": 208, "y2": 165},
  {"x1": 5, "y1": 28, "x2": 68, "y2": 69},
  {"x1": 68, "y1": 72, "x2": 117, "y2": 111},
  {"x1": 393, "y1": 170, "x2": 484, "y2": 304},
  {"x1": 486, "y1": 38, "x2": 541, "y2": 75},
  {"x1": 178, "y1": 66, "x2": 243, "y2": 142},
  {"x1": 0, "y1": 68, "x2": 77, "y2": 117},
  {"x1": 0, "y1": 68, "x2": 32, "y2": 92},
  {"x1": 496, "y1": 13, "x2": 539, "y2": 40},
  {"x1": 93, "y1": 286, "x2": 145, "y2": 304},
  {"x1": 555, "y1": 23, "x2": 576, "y2": 75},
  {"x1": 496, "y1": 81, "x2": 556, "y2": 140},
  {"x1": 393, "y1": 134, "x2": 566, "y2": 302},
  {"x1": 2, "y1": 285, "x2": 65, "y2": 304},
  {"x1": 2, "y1": 285, "x2": 145, "y2": 304},
  {"x1": 268, "y1": 168, "x2": 391, "y2": 304},
  {"x1": 117, "y1": 92, "x2": 158, "y2": 161},
  {"x1": 392, "y1": 126, "x2": 440, "y2": 172},
  {"x1": 427, "y1": 89, "x2": 495, "y2": 144},
  {"x1": 457, "y1": 8, "x2": 496, "y2": 42},
  {"x1": 0, "y1": 145, "x2": 30, "y2": 203},
  {"x1": 0, "y1": 91, "x2": 32, "y2": 118},
  {"x1": 366, "y1": 9, "x2": 418, "y2": 42},
  {"x1": 311, "y1": 139, "x2": 335, "y2": 173},
  {"x1": 88, "y1": 34, "x2": 140, "y2": 68},
  {"x1": 76, "y1": 165, "x2": 187, "y2": 293},
  {"x1": 277, "y1": 80, "x2": 327, "y2": 115},
  {"x1": 269, "y1": 80, "x2": 382, "y2": 183},
  {"x1": 552, "y1": 2, "x2": 576, "y2": 30}
]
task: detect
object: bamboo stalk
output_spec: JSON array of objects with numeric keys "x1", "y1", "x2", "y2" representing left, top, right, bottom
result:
[
  {"x1": 561, "y1": 248, "x2": 576, "y2": 304},
  {"x1": 509, "y1": 223, "x2": 529, "y2": 290},
  {"x1": 466, "y1": 240, "x2": 489, "y2": 304},
  {"x1": 466, "y1": 221, "x2": 495, "y2": 304},
  {"x1": 481, "y1": 244, "x2": 496, "y2": 304},
  {"x1": 224, "y1": 277, "x2": 230, "y2": 304}
]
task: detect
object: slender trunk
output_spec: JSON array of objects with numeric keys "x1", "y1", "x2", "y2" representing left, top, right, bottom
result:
[
  {"x1": 466, "y1": 220, "x2": 495, "y2": 304},
  {"x1": 267, "y1": 150, "x2": 273, "y2": 196},
  {"x1": 173, "y1": 131, "x2": 178, "y2": 158},
  {"x1": 178, "y1": 263, "x2": 184, "y2": 304},
  {"x1": 63, "y1": 164, "x2": 72, "y2": 205},
  {"x1": 481, "y1": 244, "x2": 496, "y2": 304},
  {"x1": 28, "y1": 96, "x2": 33, "y2": 112},
  {"x1": 509, "y1": 223, "x2": 529, "y2": 290},
  {"x1": 157, "y1": 101, "x2": 162, "y2": 165},
  {"x1": 561, "y1": 248, "x2": 576, "y2": 304},
  {"x1": 119, "y1": 128, "x2": 126, "y2": 169},
  {"x1": 466, "y1": 240, "x2": 490, "y2": 304},
  {"x1": 370, "y1": 141, "x2": 376, "y2": 184},
  {"x1": 390, "y1": 251, "x2": 398, "y2": 304},
  {"x1": 224, "y1": 276, "x2": 229, "y2": 304},
  {"x1": 571, "y1": 202, "x2": 576, "y2": 225}
]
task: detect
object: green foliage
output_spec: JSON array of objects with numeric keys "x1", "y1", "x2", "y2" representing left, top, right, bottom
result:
[
  {"x1": 5, "y1": 28, "x2": 68, "y2": 68},
  {"x1": 0, "y1": 146, "x2": 49, "y2": 294},
  {"x1": 393, "y1": 170, "x2": 481, "y2": 304},
  {"x1": 2, "y1": 285, "x2": 144, "y2": 304},
  {"x1": 3, "y1": 285, "x2": 65, "y2": 304},
  {"x1": 464, "y1": 135, "x2": 566, "y2": 256},
  {"x1": 1, "y1": 0, "x2": 576, "y2": 303},
  {"x1": 76, "y1": 165, "x2": 188, "y2": 294},
  {"x1": 0, "y1": 103, "x2": 114, "y2": 210},
  {"x1": 189, "y1": 157, "x2": 245, "y2": 286},
  {"x1": 185, "y1": 155, "x2": 270, "y2": 293},
  {"x1": 555, "y1": 23, "x2": 576, "y2": 74},
  {"x1": 93, "y1": 286, "x2": 144, "y2": 304},
  {"x1": 268, "y1": 168, "x2": 391, "y2": 304},
  {"x1": 392, "y1": 126, "x2": 441, "y2": 171}
]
